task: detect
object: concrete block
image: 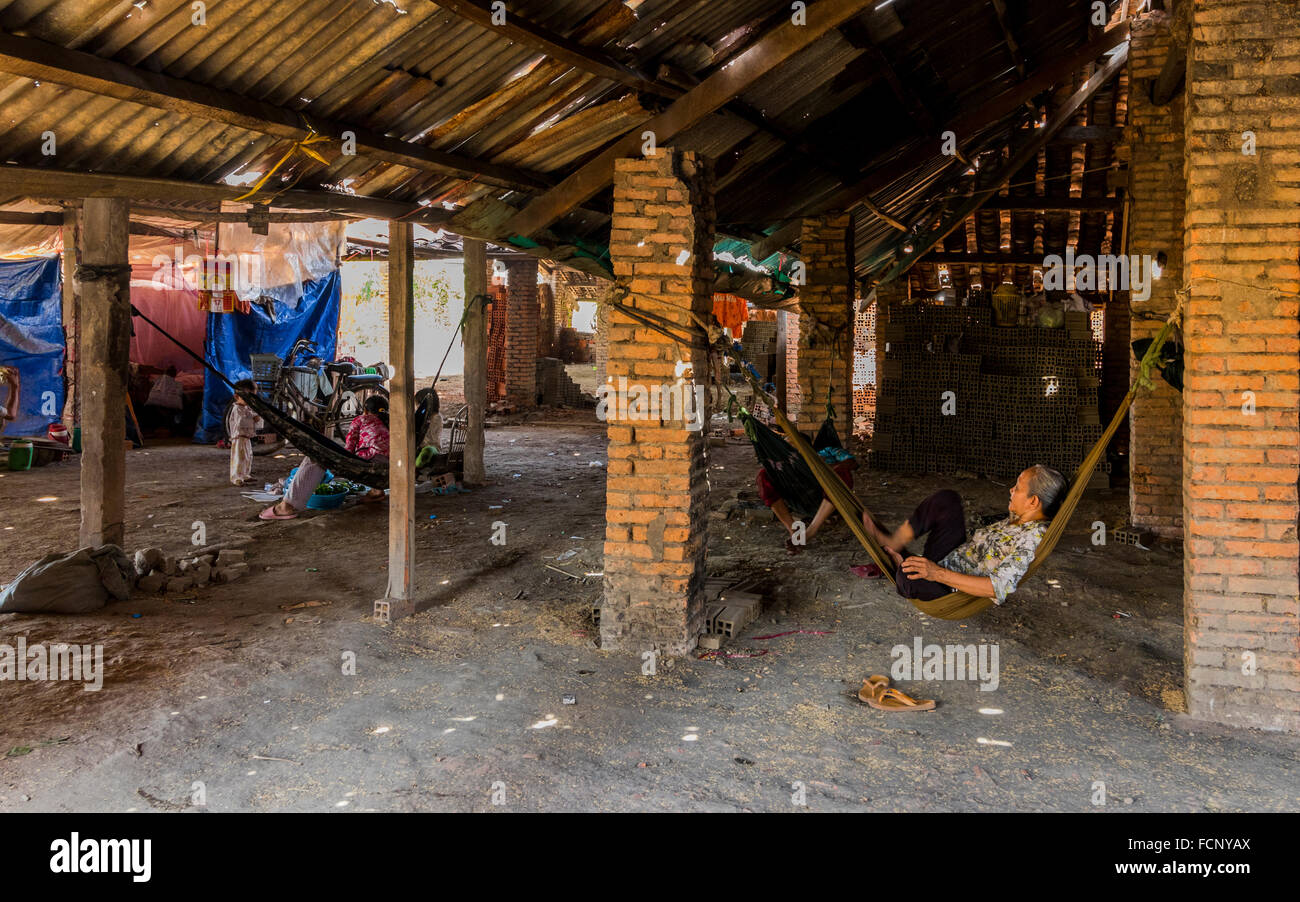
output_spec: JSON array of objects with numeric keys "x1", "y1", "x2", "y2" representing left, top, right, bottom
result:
[
  {"x1": 165, "y1": 575, "x2": 194, "y2": 594},
  {"x1": 216, "y1": 549, "x2": 247, "y2": 566},
  {"x1": 192, "y1": 562, "x2": 212, "y2": 588},
  {"x1": 220, "y1": 562, "x2": 249, "y2": 582}
]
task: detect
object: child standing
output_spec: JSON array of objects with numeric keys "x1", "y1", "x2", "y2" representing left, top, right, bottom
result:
[{"x1": 227, "y1": 380, "x2": 263, "y2": 486}]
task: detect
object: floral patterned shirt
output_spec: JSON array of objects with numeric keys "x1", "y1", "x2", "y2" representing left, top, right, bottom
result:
[
  {"x1": 345, "y1": 412, "x2": 389, "y2": 460},
  {"x1": 939, "y1": 517, "x2": 1048, "y2": 604}
]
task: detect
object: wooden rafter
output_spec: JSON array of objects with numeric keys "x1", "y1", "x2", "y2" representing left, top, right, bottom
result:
[
  {"x1": 989, "y1": 0, "x2": 1027, "y2": 79},
  {"x1": 0, "y1": 30, "x2": 553, "y2": 192},
  {"x1": 750, "y1": 22, "x2": 1132, "y2": 259},
  {"x1": 438, "y1": 0, "x2": 865, "y2": 203},
  {"x1": 486, "y1": 0, "x2": 876, "y2": 239},
  {"x1": 874, "y1": 42, "x2": 1130, "y2": 285},
  {"x1": 0, "y1": 164, "x2": 453, "y2": 225},
  {"x1": 431, "y1": 0, "x2": 654, "y2": 91}
]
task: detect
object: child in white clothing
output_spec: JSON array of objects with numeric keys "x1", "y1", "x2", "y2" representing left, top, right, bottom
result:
[{"x1": 227, "y1": 380, "x2": 263, "y2": 486}]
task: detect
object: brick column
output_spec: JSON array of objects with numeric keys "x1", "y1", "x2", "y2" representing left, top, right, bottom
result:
[
  {"x1": 602, "y1": 148, "x2": 714, "y2": 654},
  {"x1": 782, "y1": 311, "x2": 800, "y2": 420},
  {"x1": 503, "y1": 257, "x2": 539, "y2": 406},
  {"x1": 1183, "y1": 0, "x2": 1300, "y2": 732},
  {"x1": 796, "y1": 213, "x2": 854, "y2": 433},
  {"x1": 1127, "y1": 10, "x2": 1187, "y2": 537}
]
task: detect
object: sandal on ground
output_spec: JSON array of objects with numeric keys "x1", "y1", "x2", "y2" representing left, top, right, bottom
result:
[
  {"x1": 857, "y1": 674, "x2": 890, "y2": 703},
  {"x1": 259, "y1": 505, "x2": 297, "y2": 520},
  {"x1": 859, "y1": 681, "x2": 936, "y2": 712}
]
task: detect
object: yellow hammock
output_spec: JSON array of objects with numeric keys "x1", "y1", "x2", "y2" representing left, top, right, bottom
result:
[{"x1": 750, "y1": 306, "x2": 1182, "y2": 621}]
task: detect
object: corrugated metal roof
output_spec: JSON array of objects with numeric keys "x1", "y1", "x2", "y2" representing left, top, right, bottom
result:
[{"x1": 0, "y1": 0, "x2": 1128, "y2": 279}]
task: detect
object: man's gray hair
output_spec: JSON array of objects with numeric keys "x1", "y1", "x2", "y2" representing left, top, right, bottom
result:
[{"x1": 1025, "y1": 464, "x2": 1067, "y2": 518}]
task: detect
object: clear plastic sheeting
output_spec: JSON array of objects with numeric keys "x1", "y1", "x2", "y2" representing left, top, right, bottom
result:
[{"x1": 218, "y1": 218, "x2": 346, "y2": 309}]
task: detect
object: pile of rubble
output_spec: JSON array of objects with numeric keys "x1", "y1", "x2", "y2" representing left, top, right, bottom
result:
[{"x1": 132, "y1": 547, "x2": 251, "y2": 595}]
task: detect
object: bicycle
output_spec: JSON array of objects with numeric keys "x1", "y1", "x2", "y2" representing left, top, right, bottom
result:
[{"x1": 244, "y1": 340, "x2": 390, "y2": 441}]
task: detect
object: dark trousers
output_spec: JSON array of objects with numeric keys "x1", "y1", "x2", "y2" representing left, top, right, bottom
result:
[{"x1": 894, "y1": 489, "x2": 967, "y2": 601}]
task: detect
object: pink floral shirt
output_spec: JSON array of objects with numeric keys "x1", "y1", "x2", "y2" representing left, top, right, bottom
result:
[{"x1": 345, "y1": 412, "x2": 389, "y2": 460}]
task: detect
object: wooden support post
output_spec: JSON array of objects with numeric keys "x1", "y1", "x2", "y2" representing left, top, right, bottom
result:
[
  {"x1": 77, "y1": 197, "x2": 130, "y2": 548},
  {"x1": 379, "y1": 220, "x2": 416, "y2": 623},
  {"x1": 462, "y1": 237, "x2": 488, "y2": 486},
  {"x1": 60, "y1": 208, "x2": 79, "y2": 428}
]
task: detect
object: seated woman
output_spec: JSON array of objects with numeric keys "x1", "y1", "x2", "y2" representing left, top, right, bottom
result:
[
  {"x1": 260, "y1": 396, "x2": 390, "y2": 520},
  {"x1": 861, "y1": 465, "x2": 1065, "y2": 604},
  {"x1": 758, "y1": 445, "x2": 858, "y2": 553}
]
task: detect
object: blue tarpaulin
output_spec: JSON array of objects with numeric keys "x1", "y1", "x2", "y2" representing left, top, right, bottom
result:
[
  {"x1": 195, "y1": 270, "x2": 341, "y2": 443},
  {"x1": 0, "y1": 257, "x2": 65, "y2": 438}
]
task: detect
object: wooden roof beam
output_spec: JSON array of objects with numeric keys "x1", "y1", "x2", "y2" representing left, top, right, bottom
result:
[
  {"x1": 487, "y1": 0, "x2": 876, "y2": 240},
  {"x1": 989, "y1": 0, "x2": 1027, "y2": 80},
  {"x1": 750, "y1": 21, "x2": 1132, "y2": 258},
  {"x1": 874, "y1": 42, "x2": 1129, "y2": 285},
  {"x1": 0, "y1": 164, "x2": 455, "y2": 226},
  {"x1": 0, "y1": 30, "x2": 553, "y2": 193},
  {"x1": 431, "y1": 0, "x2": 655, "y2": 91}
]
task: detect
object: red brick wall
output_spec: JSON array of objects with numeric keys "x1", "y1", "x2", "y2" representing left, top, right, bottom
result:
[
  {"x1": 503, "y1": 257, "x2": 539, "y2": 406},
  {"x1": 1128, "y1": 10, "x2": 1187, "y2": 536},
  {"x1": 603, "y1": 148, "x2": 715, "y2": 654},
  {"x1": 795, "y1": 213, "x2": 855, "y2": 432},
  {"x1": 1183, "y1": 0, "x2": 1300, "y2": 732},
  {"x1": 782, "y1": 310, "x2": 800, "y2": 420}
]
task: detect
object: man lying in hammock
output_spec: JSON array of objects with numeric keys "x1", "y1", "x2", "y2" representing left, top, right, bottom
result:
[{"x1": 861, "y1": 465, "x2": 1066, "y2": 604}]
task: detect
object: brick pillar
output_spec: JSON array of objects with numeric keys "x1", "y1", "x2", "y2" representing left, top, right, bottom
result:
[
  {"x1": 602, "y1": 148, "x2": 714, "y2": 654},
  {"x1": 796, "y1": 213, "x2": 854, "y2": 433},
  {"x1": 1182, "y1": 0, "x2": 1300, "y2": 732},
  {"x1": 537, "y1": 279, "x2": 556, "y2": 357},
  {"x1": 503, "y1": 257, "x2": 539, "y2": 406},
  {"x1": 1127, "y1": 10, "x2": 1187, "y2": 537},
  {"x1": 782, "y1": 311, "x2": 800, "y2": 420}
]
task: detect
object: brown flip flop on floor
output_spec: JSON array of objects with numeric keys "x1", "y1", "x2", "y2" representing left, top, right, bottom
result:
[
  {"x1": 857, "y1": 674, "x2": 890, "y2": 703},
  {"x1": 861, "y1": 684, "x2": 936, "y2": 713}
]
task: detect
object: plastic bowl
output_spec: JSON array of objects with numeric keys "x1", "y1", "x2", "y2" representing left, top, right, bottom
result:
[{"x1": 306, "y1": 489, "x2": 347, "y2": 510}]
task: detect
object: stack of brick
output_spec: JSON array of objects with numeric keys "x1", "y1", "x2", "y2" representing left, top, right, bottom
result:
[
  {"x1": 602, "y1": 148, "x2": 715, "y2": 655},
  {"x1": 852, "y1": 296, "x2": 878, "y2": 436},
  {"x1": 740, "y1": 318, "x2": 778, "y2": 383},
  {"x1": 1181, "y1": 0, "x2": 1300, "y2": 732},
  {"x1": 535, "y1": 357, "x2": 595, "y2": 408},
  {"x1": 870, "y1": 303, "x2": 1106, "y2": 481}
]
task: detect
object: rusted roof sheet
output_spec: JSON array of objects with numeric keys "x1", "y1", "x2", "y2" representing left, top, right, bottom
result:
[{"x1": 0, "y1": 0, "x2": 1127, "y2": 278}]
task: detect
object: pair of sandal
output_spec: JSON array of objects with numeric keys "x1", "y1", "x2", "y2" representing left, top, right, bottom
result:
[{"x1": 857, "y1": 674, "x2": 936, "y2": 712}]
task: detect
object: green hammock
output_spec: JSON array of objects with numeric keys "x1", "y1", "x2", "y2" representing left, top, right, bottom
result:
[{"x1": 744, "y1": 306, "x2": 1183, "y2": 620}]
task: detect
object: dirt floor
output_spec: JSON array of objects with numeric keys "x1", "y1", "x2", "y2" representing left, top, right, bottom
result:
[{"x1": 2, "y1": 412, "x2": 1299, "y2": 813}]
